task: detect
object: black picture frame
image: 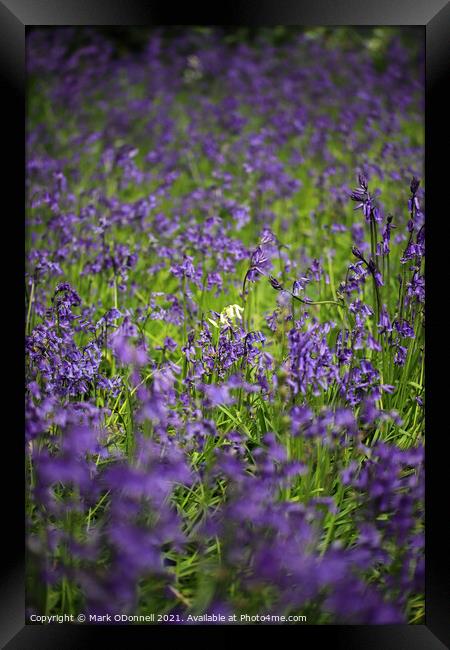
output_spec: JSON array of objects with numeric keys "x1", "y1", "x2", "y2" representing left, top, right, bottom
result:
[{"x1": 2, "y1": 1, "x2": 449, "y2": 647}]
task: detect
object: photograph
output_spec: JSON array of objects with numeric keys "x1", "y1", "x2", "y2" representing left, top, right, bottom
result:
[{"x1": 24, "y1": 25, "x2": 428, "y2": 627}]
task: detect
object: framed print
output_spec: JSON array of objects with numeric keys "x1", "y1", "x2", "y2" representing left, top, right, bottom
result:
[{"x1": 1, "y1": 1, "x2": 449, "y2": 647}]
